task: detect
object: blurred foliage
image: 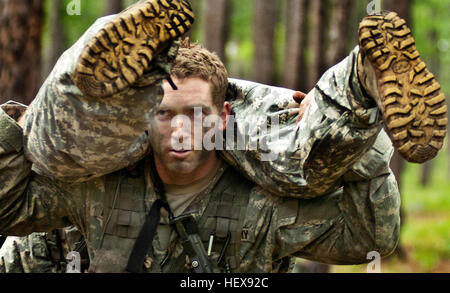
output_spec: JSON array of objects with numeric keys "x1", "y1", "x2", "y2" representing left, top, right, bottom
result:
[
  {"x1": 412, "y1": 0, "x2": 450, "y2": 96},
  {"x1": 226, "y1": 0, "x2": 254, "y2": 79},
  {"x1": 42, "y1": 0, "x2": 104, "y2": 52}
]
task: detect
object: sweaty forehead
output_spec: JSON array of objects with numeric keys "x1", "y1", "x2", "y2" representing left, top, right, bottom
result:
[{"x1": 161, "y1": 77, "x2": 213, "y2": 108}]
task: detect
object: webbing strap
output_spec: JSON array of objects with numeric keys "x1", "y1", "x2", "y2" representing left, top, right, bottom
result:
[
  {"x1": 126, "y1": 158, "x2": 173, "y2": 273},
  {"x1": 126, "y1": 198, "x2": 171, "y2": 273}
]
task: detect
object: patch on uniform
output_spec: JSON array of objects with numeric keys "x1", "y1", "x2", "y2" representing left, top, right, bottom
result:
[{"x1": 241, "y1": 228, "x2": 250, "y2": 241}]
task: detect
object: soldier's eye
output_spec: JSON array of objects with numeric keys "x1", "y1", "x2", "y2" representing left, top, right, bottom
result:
[{"x1": 156, "y1": 110, "x2": 170, "y2": 120}]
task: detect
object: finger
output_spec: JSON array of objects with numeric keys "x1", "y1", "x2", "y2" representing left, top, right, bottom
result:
[
  {"x1": 292, "y1": 91, "x2": 307, "y2": 103},
  {"x1": 296, "y1": 96, "x2": 311, "y2": 124}
]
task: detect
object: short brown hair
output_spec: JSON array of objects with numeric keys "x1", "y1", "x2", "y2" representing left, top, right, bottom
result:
[{"x1": 171, "y1": 38, "x2": 228, "y2": 108}]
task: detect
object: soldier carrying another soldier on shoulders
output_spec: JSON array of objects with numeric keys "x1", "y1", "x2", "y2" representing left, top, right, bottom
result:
[{"x1": 0, "y1": 0, "x2": 446, "y2": 273}]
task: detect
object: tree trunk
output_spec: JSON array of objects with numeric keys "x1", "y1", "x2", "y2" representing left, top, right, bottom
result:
[
  {"x1": 104, "y1": 0, "x2": 123, "y2": 15},
  {"x1": 326, "y1": 0, "x2": 352, "y2": 69},
  {"x1": 252, "y1": 0, "x2": 277, "y2": 84},
  {"x1": 346, "y1": 0, "x2": 367, "y2": 54},
  {"x1": 420, "y1": 161, "x2": 432, "y2": 186},
  {"x1": 44, "y1": 0, "x2": 65, "y2": 78},
  {"x1": 203, "y1": 0, "x2": 230, "y2": 62},
  {"x1": 307, "y1": 0, "x2": 327, "y2": 90},
  {"x1": 0, "y1": 0, "x2": 43, "y2": 105},
  {"x1": 283, "y1": 0, "x2": 308, "y2": 92}
]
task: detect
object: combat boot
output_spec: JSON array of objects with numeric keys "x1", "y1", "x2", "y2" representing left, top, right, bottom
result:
[
  {"x1": 358, "y1": 12, "x2": 447, "y2": 163},
  {"x1": 74, "y1": 0, "x2": 194, "y2": 98}
]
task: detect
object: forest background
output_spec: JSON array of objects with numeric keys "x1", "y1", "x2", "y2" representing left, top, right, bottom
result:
[{"x1": 0, "y1": 0, "x2": 448, "y2": 273}]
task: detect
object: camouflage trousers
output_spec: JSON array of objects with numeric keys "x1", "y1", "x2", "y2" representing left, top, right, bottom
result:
[{"x1": 23, "y1": 15, "x2": 392, "y2": 199}]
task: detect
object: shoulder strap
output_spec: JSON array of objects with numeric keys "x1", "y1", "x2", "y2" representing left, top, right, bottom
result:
[
  {"x1": 126, "y1": 158, "x2": 173, "y2": 273},
  {"x1": 126, "y1": 199, "x2": 171, "y2": 273}
]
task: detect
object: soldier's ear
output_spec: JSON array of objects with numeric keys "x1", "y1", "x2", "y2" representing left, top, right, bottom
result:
[{"x1": 219, "y1": 102, "x2": 231, "y2": 131}]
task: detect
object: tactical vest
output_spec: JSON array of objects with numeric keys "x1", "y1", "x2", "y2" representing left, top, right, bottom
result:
[
  {"x1": 89, "y1": 164, "x2": 258, "y2": 273},
  {"x1": 160, "y1": 167, "x2": 253, "y2": 273}
]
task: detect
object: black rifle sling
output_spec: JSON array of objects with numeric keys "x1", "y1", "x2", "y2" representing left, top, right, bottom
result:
[
  {"x1": 126, "y1": 159, "x2": 172, "y2": 273},
  {"x1": 126, "y1": 198, "x2": 171, "y2": 273}
]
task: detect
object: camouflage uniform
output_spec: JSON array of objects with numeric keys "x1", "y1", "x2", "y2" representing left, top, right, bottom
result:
[
  {"x1": 0, "y1": 232, "x2": 61, "y2": 273},
  {"x1": 0, "y1": 227, "x2": 87, "y2": 273},
  {"x1": 0, "y1": 14, "x2": 400, "y2": 272}
]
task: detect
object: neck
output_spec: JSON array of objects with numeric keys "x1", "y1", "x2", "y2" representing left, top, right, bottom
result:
[{"x1": 154, "y1": 152, "x2": 219, "y2": 185}]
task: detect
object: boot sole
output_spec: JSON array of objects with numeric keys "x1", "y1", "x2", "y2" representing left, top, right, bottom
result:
[
  {"x1": 359, "y1": 12, "x2": 447, "y2": 163},
  {"x1": 74, "y1": 0, "x2": 194, "y2": 98}
]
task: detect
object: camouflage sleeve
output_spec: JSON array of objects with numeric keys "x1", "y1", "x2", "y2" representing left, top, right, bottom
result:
[
  {"x1": 0, "y1": 233, "x2": 61, "y2": 273},
  {"x1": 0, "y1": 105, "x2": 83, "y2": 236},
  {"x1": 23, "y1": 15, "x2": 179, "y2": 183},
  {"x1": 274, "y1": 130, "x2": 401, "y2": 265},
  {"x1": 222, "y1": 46, "x2": 384, "y2": 199}
]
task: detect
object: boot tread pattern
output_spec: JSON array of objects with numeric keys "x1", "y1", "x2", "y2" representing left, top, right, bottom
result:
[
  {"x1": 359, "y1": 12, "x2": 447, "y2": 163},
  {"x1": 74, "y1": 0, "x2": 194, "y2": 98}
]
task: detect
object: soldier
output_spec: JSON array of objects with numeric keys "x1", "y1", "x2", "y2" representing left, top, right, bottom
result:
[{"x1": 0, "y1": 0, "x2": 446, "y2": 273}]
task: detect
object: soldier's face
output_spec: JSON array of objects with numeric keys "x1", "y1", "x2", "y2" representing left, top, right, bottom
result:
[{"x1": 149, "y1": 77, "x2": 229, "y2": 183}]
